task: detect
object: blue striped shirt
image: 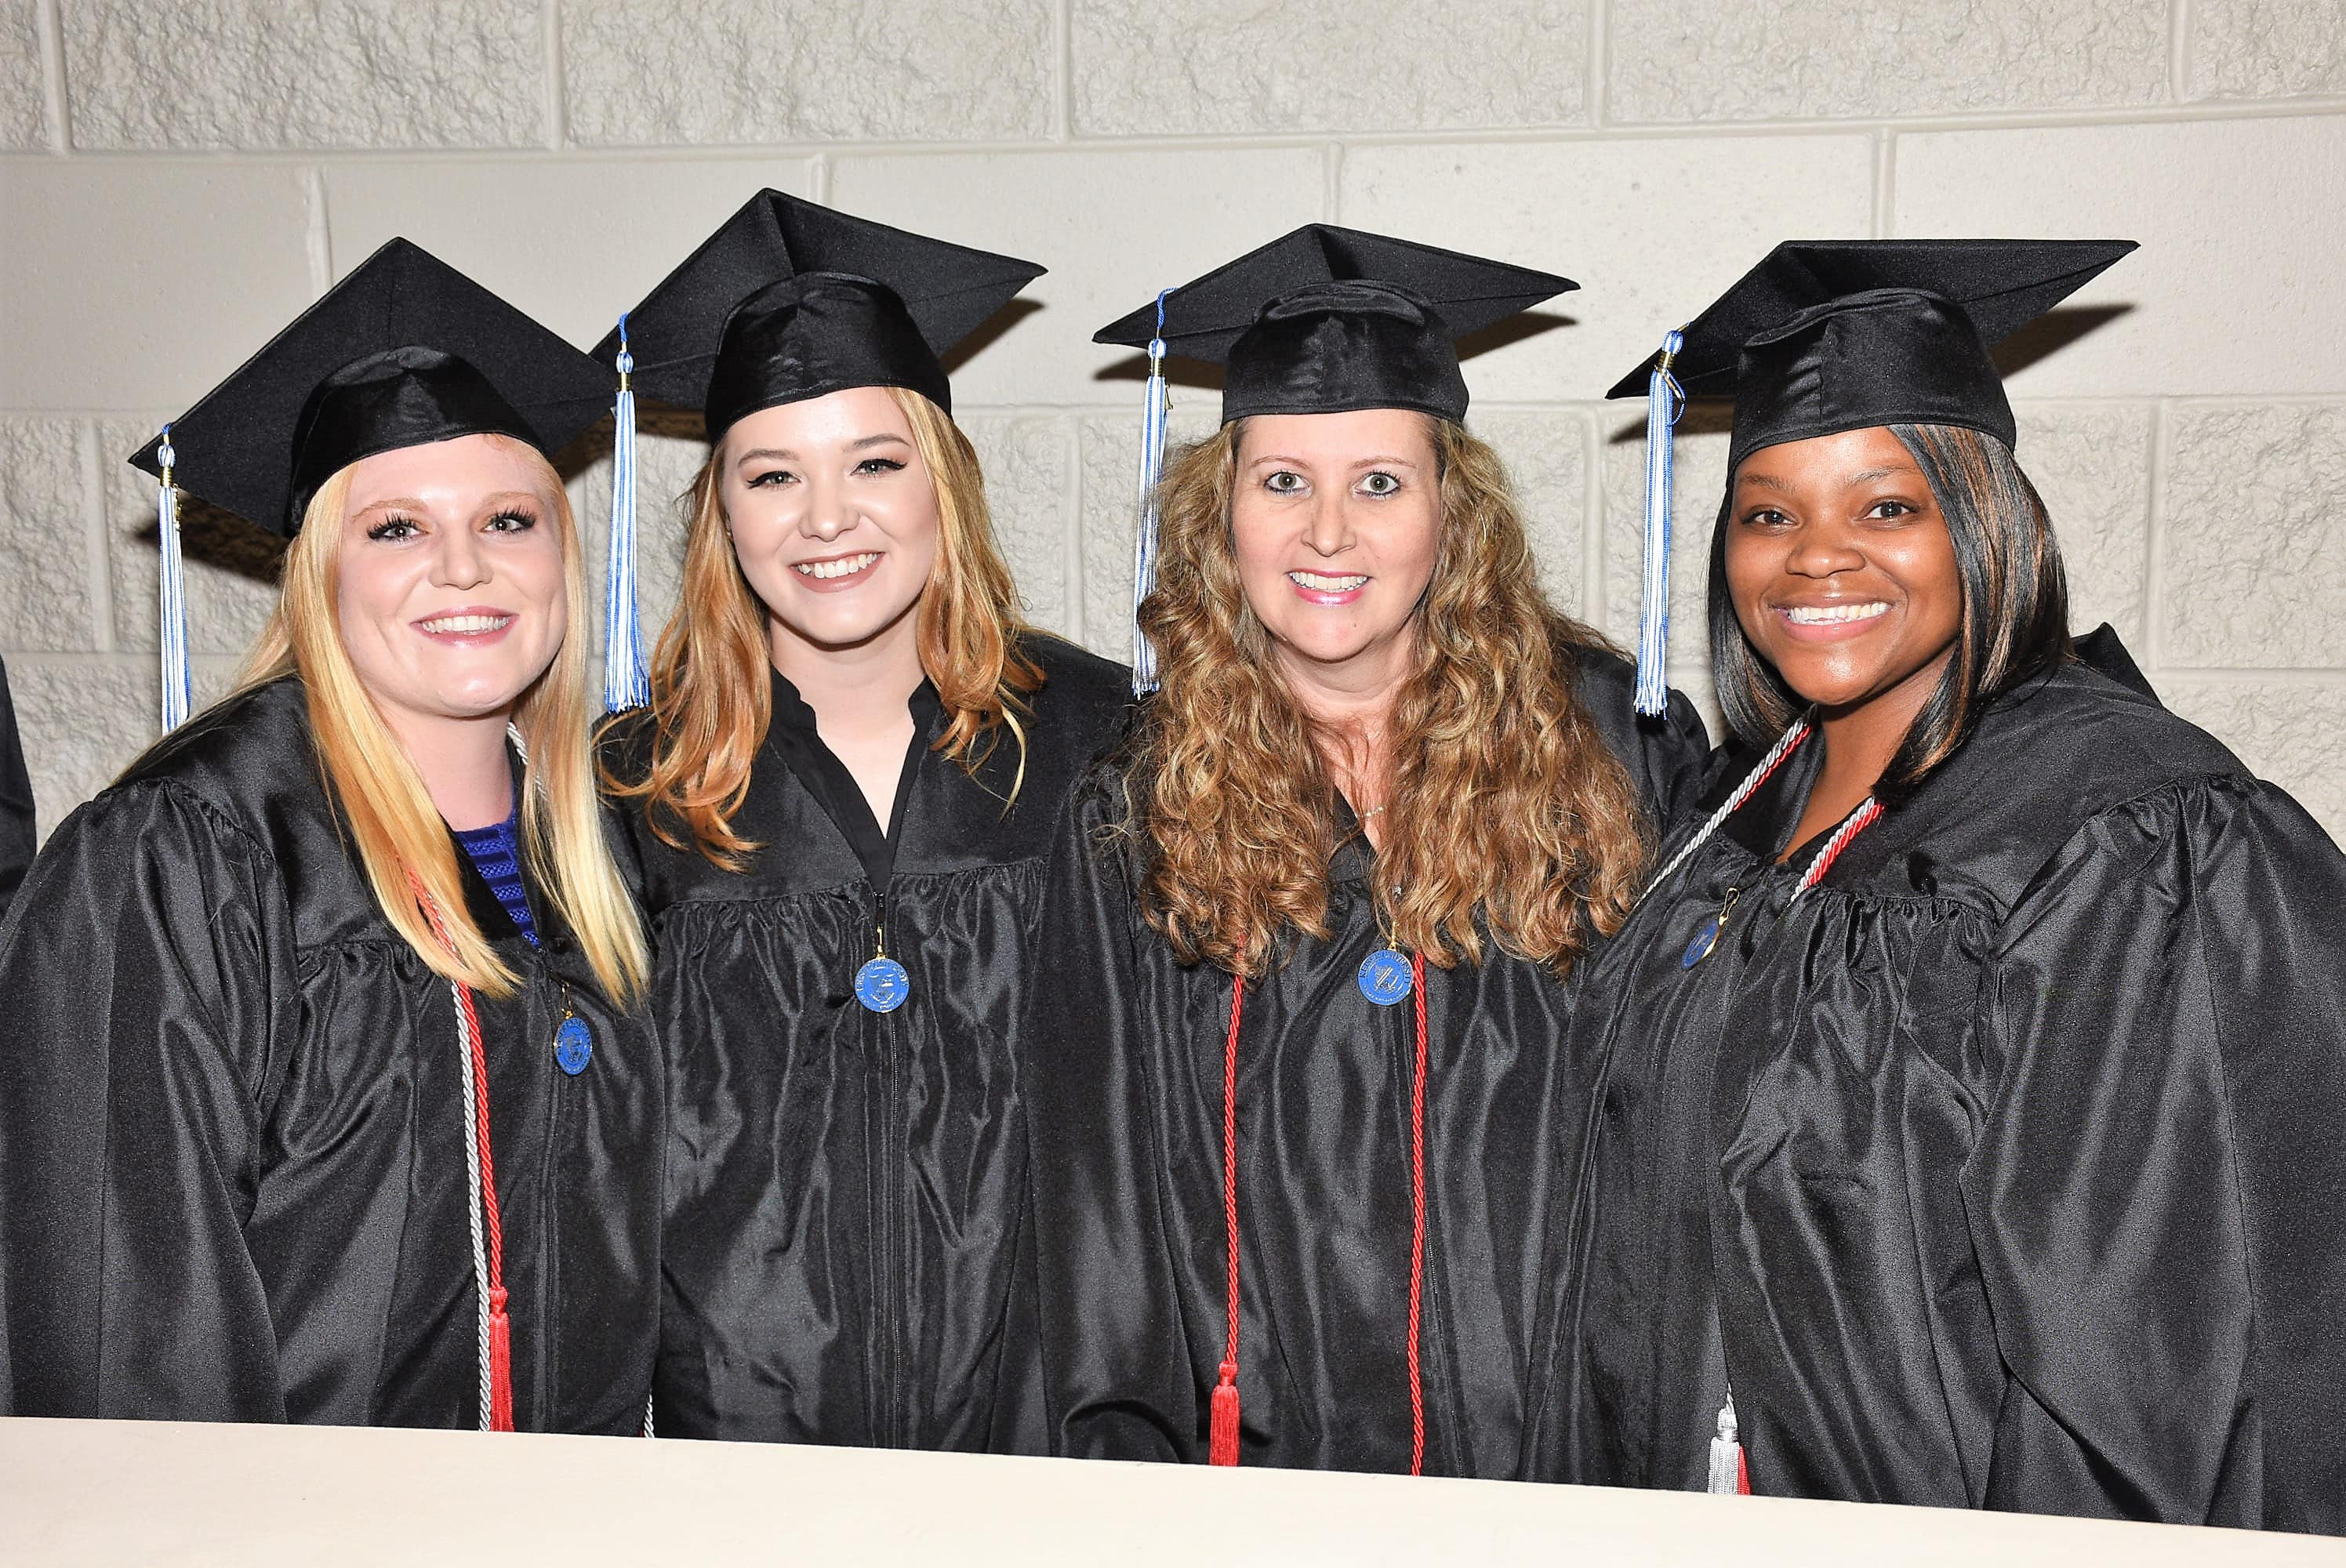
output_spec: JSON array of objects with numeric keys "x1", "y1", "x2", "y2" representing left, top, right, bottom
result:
[{"x1": 452, "y1": 811, "x2": 538, "y2": 947}]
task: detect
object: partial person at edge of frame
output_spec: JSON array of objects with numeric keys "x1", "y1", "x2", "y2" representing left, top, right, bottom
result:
[
  {"x1": 1540, "y1": 239, "x2": 2346, "y2": 1537},
  {"x1": 0, "y1": 653, "x2": 31, "y2": 930},
  {"x1": 594, "y1": 190, "x2": 1132, "y2": 1451},
  {"x1": 0, "y1": 239, "x2": 659, "y2": 1432},
  {"x1": 1022, "y1": 225, "x2": 1712, "y2": 1476}
]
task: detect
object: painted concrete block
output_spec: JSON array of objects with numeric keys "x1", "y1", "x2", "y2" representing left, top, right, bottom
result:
[
  {"x1": 0, "y1": 420, "x2": 95, "y2": 654},
  {"x1": 1469, "y1": 408, "x2": 1589, "y2": 619},
  {"x1": 2013, "y1": 404, "x2": 2154, "y2": 645},
  {"x1": 562, "y1": 0, "x2": 1050, "y2": 146},
  {"x1": 0, "y1": 0, "x2": 47, "y2": 149},
  {"x1": 2160, "y1": 401, "x2": 2346, "y2": 668},
  {"x1": 1072, "y1": 0, "x2": 1587, "y2": 136},
  {"x1": 963, "y1": 414, "x2": 1077, "y2": 641},
  {"x1": 65, "y1": 0, "x2": 542, "y2": 150},
  {"x1": 2188, "y1": 0, "x2": 2346, "y2": 101}
]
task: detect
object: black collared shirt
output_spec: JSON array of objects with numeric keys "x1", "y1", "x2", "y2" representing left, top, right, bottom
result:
[{"x1": 762, "y1": 667, "x2": 943, "y2": 902}]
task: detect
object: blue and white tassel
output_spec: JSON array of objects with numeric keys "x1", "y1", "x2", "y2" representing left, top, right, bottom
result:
[
  {"x1": 601, "y1": 316, "x2": 648, "y2": 713},
  {"x1": 156, "y1": 424, "x2": 193, "y2": 732},
  {"x1": 1633, "y1": 328, "x2": 1685, "y2": 718},
  {"x1": 1129, "y1": 290, "x2": 1173, "y2": 696}
]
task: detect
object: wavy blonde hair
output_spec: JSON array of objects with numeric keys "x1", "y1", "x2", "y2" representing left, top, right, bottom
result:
[
  {"x1": 1129, "y1": 416, "x2": 1648, "y2": 979},
  {"x1": 234, "y1": 437, "x2": 648, "y2": 1003},
  {"x1": 607, "y1": 386, "x2": 1040, "y2": 868}
]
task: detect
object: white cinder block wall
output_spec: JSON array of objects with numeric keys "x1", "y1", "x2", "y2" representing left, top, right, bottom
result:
[{"x1": 4, "y1": 1, "x2": 2344, "y2": 837}]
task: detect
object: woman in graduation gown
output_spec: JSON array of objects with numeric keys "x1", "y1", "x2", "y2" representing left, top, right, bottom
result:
[
  {"x1": 0, "y1": 239, "x2": 658, "y2": 1432},
  {"x1": 1025, "y1": 227, "x2": 1712, "y2": 1477},
  {"x1": 597, "y1": 191, "x2": 1131, "y2": 1450},
  {"x1": 1541, "y1": 240, "x2": 2346, "y2": 1534}
]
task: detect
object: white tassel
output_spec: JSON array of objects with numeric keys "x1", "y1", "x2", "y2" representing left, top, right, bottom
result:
[
  {"x1": 1129, "y1": 290, "x2": 1172, "y2": 696},
  {"x1": 1634, "y1": 328, "x2": 1685, "y2": 718},
  {"x1": 1708, "y1": 1391, "x2": 1745, "y2": 1496},
  {"x1": 156, "y1": 426, "x2": 193, "y2": 732},
  {"x1": 602, "y1": 318, "x2": 648, "y2": 713}
]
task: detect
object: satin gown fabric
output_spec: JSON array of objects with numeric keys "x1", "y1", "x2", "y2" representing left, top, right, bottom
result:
[
  {"x1": 0, "y1": 677, "x2": 662, "y2": 1431},
  {"x1": 1539, "y1": 645, "x2": 2346, "y2": 1534},
  {"x1": 612, "y1": 635, "x2": 1131, "y2": 1451},
  {"x1": 0, "y1": 653, "x2": 32, "y2": 927},
  {"x1": 1024, "y1": 648, "x2": 1712, "y2": 1477}
]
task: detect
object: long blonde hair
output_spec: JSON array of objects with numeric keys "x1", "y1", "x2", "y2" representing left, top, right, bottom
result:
[
  {"x1": 608, "y1": 385, "x2": 1039, "y2": 868},
  {"x1": 1130, "y1": 416, "x2": 1650, "y2": 979},
  {"x1": 235, "y1": 437, "x2": 647, "y2": 1003}
]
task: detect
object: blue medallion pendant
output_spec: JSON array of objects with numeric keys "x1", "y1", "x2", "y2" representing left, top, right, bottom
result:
[
  {"x1": 1680, "y1": 887, "x2": 1742, "y2": 971},
  {"x1": 1357, "y1": 947, "x2": 1414, "y2": 1007},
  {"x1": 554, "y1": 1014, "x2": 594, "y2": 1076},
  {"x1": 855, "y1": 956, "x2": 911, "y2": 1014}
]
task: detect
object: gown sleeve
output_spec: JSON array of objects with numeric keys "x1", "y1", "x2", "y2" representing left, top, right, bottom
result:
[
  {"x1": 0, "y1": 655, "x2": 34, "y2": 928},
  {"x1": 1961, "y1": 776, "x2": 2346, "y2": 1533},
  {"x1": 1639, "y1": 684, "x2": 1715, "y2": 829},
  {"x1": 0, "y1": 781, "x2": 297, "y2": 1420},
  {"x1": 1021, "y1": 776, "x2": 1197, "y2": 1461}
]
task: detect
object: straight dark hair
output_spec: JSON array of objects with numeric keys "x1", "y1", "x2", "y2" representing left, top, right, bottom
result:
[{"x1": 1709, "y1": 423, "x2": 2072, "y2": 806}]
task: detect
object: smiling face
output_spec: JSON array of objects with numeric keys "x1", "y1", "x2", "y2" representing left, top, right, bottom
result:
[
  {"x1": 1229, "y1": 409, "x2": 1442, "y2": 693},
  {"x1": 719, "y1": 385, "x2": 940, "y2": 661},
  {"x1": 333, "y1": 432, "x2": 568, "y2": 731},
  {"x1": 1723, "y1": 426, "x2": 1964, "y2": 717}
]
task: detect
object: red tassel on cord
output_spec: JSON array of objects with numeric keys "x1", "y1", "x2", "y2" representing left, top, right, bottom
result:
[
  {"x1": 1211, "y1": 978, "x2": 1245, "y2": 1467},
  {"x1": 1738, "y1": 1444, "x2": 1752, "y2": 1495},
  {"x1": 407, "y1": 868, "x2": 518, "y2": 1435},
  {"x1": 1209, "y1": 1361, "x2": 1240, "y2": 1467},
  {"x1": 487, "y1": 1286, "x2": 516, "y2": 1432}
]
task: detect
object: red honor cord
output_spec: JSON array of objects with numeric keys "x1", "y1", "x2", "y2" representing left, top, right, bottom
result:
[{"x1": 409, "y1": 872, "x2": 516, "y2": 1432}]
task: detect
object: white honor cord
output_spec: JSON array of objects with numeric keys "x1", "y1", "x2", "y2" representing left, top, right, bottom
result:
[
  {"x1": 448, "y1": 976, "x2": 493, "y2": 1432},
  {"x1": 1639, "y1": 717, "x2": 1878, "y2": 908},
  {"x1": 1641, "y1": 720, "x2": 1812, "y2": 899}
]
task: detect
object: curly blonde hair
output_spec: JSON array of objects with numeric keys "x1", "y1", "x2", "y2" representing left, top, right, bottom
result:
[
  {"x1": 1128, "y1": 416, "x2": 1648, "y2": 978},
  {"x1": 606, "y1": 386, "x2": 1040, "y2": 869}
]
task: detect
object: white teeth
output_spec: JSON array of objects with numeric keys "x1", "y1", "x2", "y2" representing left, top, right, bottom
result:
[
  {"x1": 795, "y1": 552, "x2": 881, "y2": 581},
  {"x1": 1289, "y1": 571, "x2": 1369, "y2": 593},
  {"x1": 418, "y1": 614, "x2": 512, "y2": 635},
  {"x1": 1785, "y1": 601, "x2": 1890, "y2": 626}
]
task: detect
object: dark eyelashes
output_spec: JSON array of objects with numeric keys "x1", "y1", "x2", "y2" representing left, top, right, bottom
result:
[{"x1": 364, "y1": 509, "x2": 538, "y2": 539}]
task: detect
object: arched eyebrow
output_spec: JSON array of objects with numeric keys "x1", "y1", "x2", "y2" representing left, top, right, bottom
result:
[
  {"x1": 352, "y1": 489, "x2": 542, "y2": 512},
  {"x1": 1737, "y1": 463, "x2": 1920, "y2": 494},
  {"x1": 735, "y1": 434, "x2": 910, "y2": 466}
]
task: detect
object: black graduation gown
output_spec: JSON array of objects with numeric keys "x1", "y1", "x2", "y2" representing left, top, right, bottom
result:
[
  {"x1": 0, "y1": 677, "x2": 662, "y2": 1431},
  {"x1": 0, "y1": 653, "x2": 34, "y2": 927},
  {"x1": 1540, "y1": 644, "x2": 2346, "y2": 1534},
  {"x1": 1024, "y1": 648, "x2": 1712, "y2": 1476},
  {"x1": 615, "y1": 633, "x2": 1132, "y2": 1450}
]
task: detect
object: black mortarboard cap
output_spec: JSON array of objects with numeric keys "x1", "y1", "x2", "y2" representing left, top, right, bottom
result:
[
  {"x1": 1094, "y1": 224, "x2": 1574, "y2": 423},
  {"x1": 597, "y1": 189, "x2": 1044, "y2": 437},
  {"x1": 126, "y1": 238, "x2": 608, "y2": 537},
  {"x1": 1607, "y1": 238, "x2": 2137, "y2": 470}
]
